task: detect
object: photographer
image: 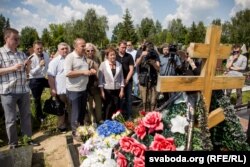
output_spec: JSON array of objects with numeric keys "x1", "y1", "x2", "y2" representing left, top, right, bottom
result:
[
  {"x1": 136, "y1": 42, "x2": 160, "y2": 111},
  {"x1": 159, "y1": 44, "x2": 182, "y2": 102}
]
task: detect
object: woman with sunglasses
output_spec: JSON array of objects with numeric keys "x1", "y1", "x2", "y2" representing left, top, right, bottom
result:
[
  {"x1": 85, "y1": 43, "x2": 103, "y2": 126},
  {"x1": 225, "y1": 44, "x2": 247, "y2": 106}
]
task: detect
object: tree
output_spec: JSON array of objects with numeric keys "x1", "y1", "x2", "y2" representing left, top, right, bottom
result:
[
  {"x1": 41, "y1": 28, "x2": 52, "y2": 51},
  {"x1": 230, "y1": 9, "x2": 250, "y2": 47},
  {"x1": 221, "y1": 21, "x2": 232, "y2": 43},
  {"x1": 168, "y1": 18, "x2": 187, "y2": 44},
  {"x1": 111, "y1": 9, "x2": 137, "y2": 44},
  {"x1": 0, "y1": 14, "x2": 10, "y2": 46},
  {"x1": 196, "y1": 21, "x2": 206, "y2": 43},
  {"x1": 187, "y1": 21, "x2": 197, "y2": 44},
  {"x1": 20, "y1": 26, "x2": 39, "y2": 51},
  {"x1": 137, "y1": 17, "x2": 156, "y2": 41},
  {"x1": 48, "y1": 24, "x2": 65, "y2": 50},
  {"x1": 211, "y1": 19, "x2": 222, "y2": 25},
  {"x1": 82, "y1": 8, "x2": 109, "y2": 46},
  {"x1": 111, "y1": 23, "x2": 123, "y2": 43},
  {"x1": 155, "y1": 20, "x2": 162, "y2": 34}
]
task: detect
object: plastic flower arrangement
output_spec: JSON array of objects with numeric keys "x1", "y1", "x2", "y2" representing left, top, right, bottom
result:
[
  {"x1": 113, "y1": 111, "x2": 176, "y2": 167},
  {"x1": 76, "y1": 125, "x2": 96, "y2": 142},
  {"x1": 79, "y1": 120, "x2": 130, "y2": 167},
  {"x1": 97, "y1": 120, "x2": 126, "y2": 137},
  {"x1": 112, "y1": 110, "x2": 126, "y2": 123},
  {"x1": 112, "y1": 110, "x2": 135, "y2": 131}
]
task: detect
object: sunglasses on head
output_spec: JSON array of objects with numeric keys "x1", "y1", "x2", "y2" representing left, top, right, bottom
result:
[{"x1": 232, "y1": 51, "x2": 240, "y2": 55}]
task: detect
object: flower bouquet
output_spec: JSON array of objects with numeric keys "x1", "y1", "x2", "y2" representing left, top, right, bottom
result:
[
  {"x1": 113, "y1": 111, "x2": 177, "y2": 167},
  {"x1": 79, "y1": 120, "x2": 131, "y2": 167},
  {"x1": 112, "y1": 110, "x2": 135, "y2": 131},
  {"x1": 76, "y1": 125, "x2": 95, "y2": 142}
]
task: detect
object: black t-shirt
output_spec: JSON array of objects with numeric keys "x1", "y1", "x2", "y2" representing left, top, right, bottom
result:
[
  {"x1": 116, "y1": 52, "x2": 134, "y2": 82},
  {"x1": 135, "y1": 49, "x2": 160, "y2": 86}
]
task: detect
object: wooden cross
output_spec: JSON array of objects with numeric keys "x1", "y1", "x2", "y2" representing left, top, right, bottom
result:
[{"x1": 156, "y1": 25, "x2": 245, "y2": 129}]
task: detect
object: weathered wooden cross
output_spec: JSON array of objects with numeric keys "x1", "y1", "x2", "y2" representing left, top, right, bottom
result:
[{"x1": 156, "y1": 25, "x2": 245, "y2": 129}]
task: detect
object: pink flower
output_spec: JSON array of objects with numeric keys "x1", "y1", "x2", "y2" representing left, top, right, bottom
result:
[
  {"x1": 119, "y1": 136, "x2": 136, "y2": 153},
  {"x1": 132, "y1": 140, "x2": 147, "y2": 157},
  {"x1": 143, "y1": 111, "x2": 163, "y2": 133},
  {"x1": 134, "y1": 156, "x2": 145, "y2": 167},
  {"x1": 134, "y1": 120, "x2": 147, "y2": 140},
  {"x1": 116, "y1": 152, "x2": 128, "y2": 167},
  {"x1": 149, "y1": 133, "x2": 176, "y2": 151}
]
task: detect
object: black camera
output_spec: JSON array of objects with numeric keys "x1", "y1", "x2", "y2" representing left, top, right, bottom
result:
[
  {"x1": 169, "y1": 44, "x2": 177, "y2": 53},
  {"x1": 142, "y1": 42, "x2": 158, "y2": 61},
  {"x1": 168, "y1": 44, "x2": 177, "y2": 63}
]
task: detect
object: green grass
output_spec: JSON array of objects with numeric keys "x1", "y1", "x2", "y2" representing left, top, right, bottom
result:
[{"x1": 231, "y1": 90, "x2": 250, "y2": 105}]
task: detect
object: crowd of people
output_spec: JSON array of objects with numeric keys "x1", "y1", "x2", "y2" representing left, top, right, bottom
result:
[{"x1": 0, "y1": 27, "x2": 249, "y2": 149}]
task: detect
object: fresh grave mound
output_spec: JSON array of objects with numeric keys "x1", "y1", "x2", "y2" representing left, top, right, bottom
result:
[{"x1": 77, "y1": 91, "x2": 250, "y2": 167}]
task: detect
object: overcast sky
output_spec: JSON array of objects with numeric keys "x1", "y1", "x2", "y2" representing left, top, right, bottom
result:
[{"x1": 1, "y1": 0, "x2": 250, "y2": 38}]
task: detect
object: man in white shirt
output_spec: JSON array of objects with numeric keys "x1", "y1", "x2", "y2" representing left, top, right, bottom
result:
[
  {"x1": 64, "y1": 38, "x2": 96, "y2": 140},
  {"x1": 47, "y1": 42, "x2": 70, "y2": 133},
  {"x1": 29, "y1": 41, "x2": 50, "y2": 122}
]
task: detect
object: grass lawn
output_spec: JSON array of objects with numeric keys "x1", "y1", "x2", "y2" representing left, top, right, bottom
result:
[{"x1": 231, "y1": 90, "x2": 250, "y2": 105}]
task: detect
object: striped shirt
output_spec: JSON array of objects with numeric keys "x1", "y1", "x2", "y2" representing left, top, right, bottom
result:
[{"x1": 0, "y1": 46, "x2": 29, "y2": 94}]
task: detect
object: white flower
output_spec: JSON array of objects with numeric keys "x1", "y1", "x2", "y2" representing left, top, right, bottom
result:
[
  {"x1": 170, "y1": 115, "x2": 188, "y2": 134},
  {"x1": 176, "y1": 145, "x2": 185, "y2": 151},
  {"x1": 104, "y1": 159, "x2": 117, "y2": 167}
]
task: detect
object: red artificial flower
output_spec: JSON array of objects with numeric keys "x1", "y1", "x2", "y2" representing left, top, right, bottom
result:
[
  {"x1": 139, "y1": 110, "x2": 146, "y2": 116},
  {"x1": 133, "y1": 156, "x2": 145, "y2": 167},
  {"x1": 149, "y1": 133, "x2": 176, "y2": 151},
  {"x1": 134, "y1": 120, "x2": 147, "y2": 140},
  {"x1": 116, "y1": 152, "x2": 128, "y2": 167},
  {"x1": 119, "y1": 136, "x2": 136, "y2": 153},
  {"x1": 132, "y1": 140, "x2": 147, "y2": 157},
  {"x1": 143, "y1": 111, "x2": 163, "y2": 133}
]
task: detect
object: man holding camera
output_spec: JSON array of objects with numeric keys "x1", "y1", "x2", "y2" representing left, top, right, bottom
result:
[
  {"x1": 159, "y1": 44, "x2": 182, "y2": 102},
  {"x1": 136, "y1": 42, "x2": 160, "y2": 111}
]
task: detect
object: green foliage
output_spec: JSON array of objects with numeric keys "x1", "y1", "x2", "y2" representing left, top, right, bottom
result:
[
  {"x1": 168, "y1": 18, "x2": 187, "y2": 44},
  {"x1": 162, "y1": 99, "x2": 213, "y2": 151},
  {"x1": 41, "y1": 28, "x2": 53, "y2": 51},
  {"x1": 48, "y1": 24, "x2": 65, "y2": 50},
  {"x1": 21, "y1": 135, "x2": 31, "y2": 146},
  {"x1": 82, "y1": 9, "x2": 109, "y2": 46},
  {"x1": 0, "y1": 14, "x2": 10, "y2": 46},
  {"x1": 111, "y1": 9, "x2": 137, "y2": 44},
  {"x1": 137, "y1": 17, "x2": 156, "y2": 41},
  {"x1": 20, "y1": 26, "x2": 39, "y2": 50},
  {"x1": 230, "y1": 9, "x2": 250, "y2": 47},
  {"x1": 210, "y1": 91, "x2": 250, "y2": 151}
]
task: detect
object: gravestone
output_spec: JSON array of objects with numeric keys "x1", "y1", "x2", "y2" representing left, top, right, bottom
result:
[{"x1": 0, "y1": 145, "x2": 33, "y2": 167}]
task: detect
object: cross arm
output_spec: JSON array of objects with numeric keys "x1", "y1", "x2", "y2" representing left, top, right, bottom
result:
[
  {"x1": 188, "y1": 43, "x2": 232, "y2": 59},
  {"x1": 156, "y1": 76, "x2": 204, "y2": 92}
]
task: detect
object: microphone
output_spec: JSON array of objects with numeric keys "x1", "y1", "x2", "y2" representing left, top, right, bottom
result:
[
  {"x1": 24, "y1": 55, "x2": 34, "y2": 68},
  {"x1": 40, "y1": 53, "x2": 44, "y2": 60}
]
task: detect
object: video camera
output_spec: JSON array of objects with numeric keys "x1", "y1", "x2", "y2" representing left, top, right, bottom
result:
[
  {"x1": 168, "y1": 44, "x2": 178, "y2": 63},
  {"x1": 142, "y1": 42, "x2": 158, "y2": 61}
]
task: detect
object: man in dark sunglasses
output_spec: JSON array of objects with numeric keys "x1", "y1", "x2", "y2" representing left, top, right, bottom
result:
[{"x1": 225, "y1": 44, "x2": 247, "y2": 106}]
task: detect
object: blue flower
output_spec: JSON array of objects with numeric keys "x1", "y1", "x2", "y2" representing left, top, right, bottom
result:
[{"x1": 97, "y1": 120, "x2": 125, "y2": 137}]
